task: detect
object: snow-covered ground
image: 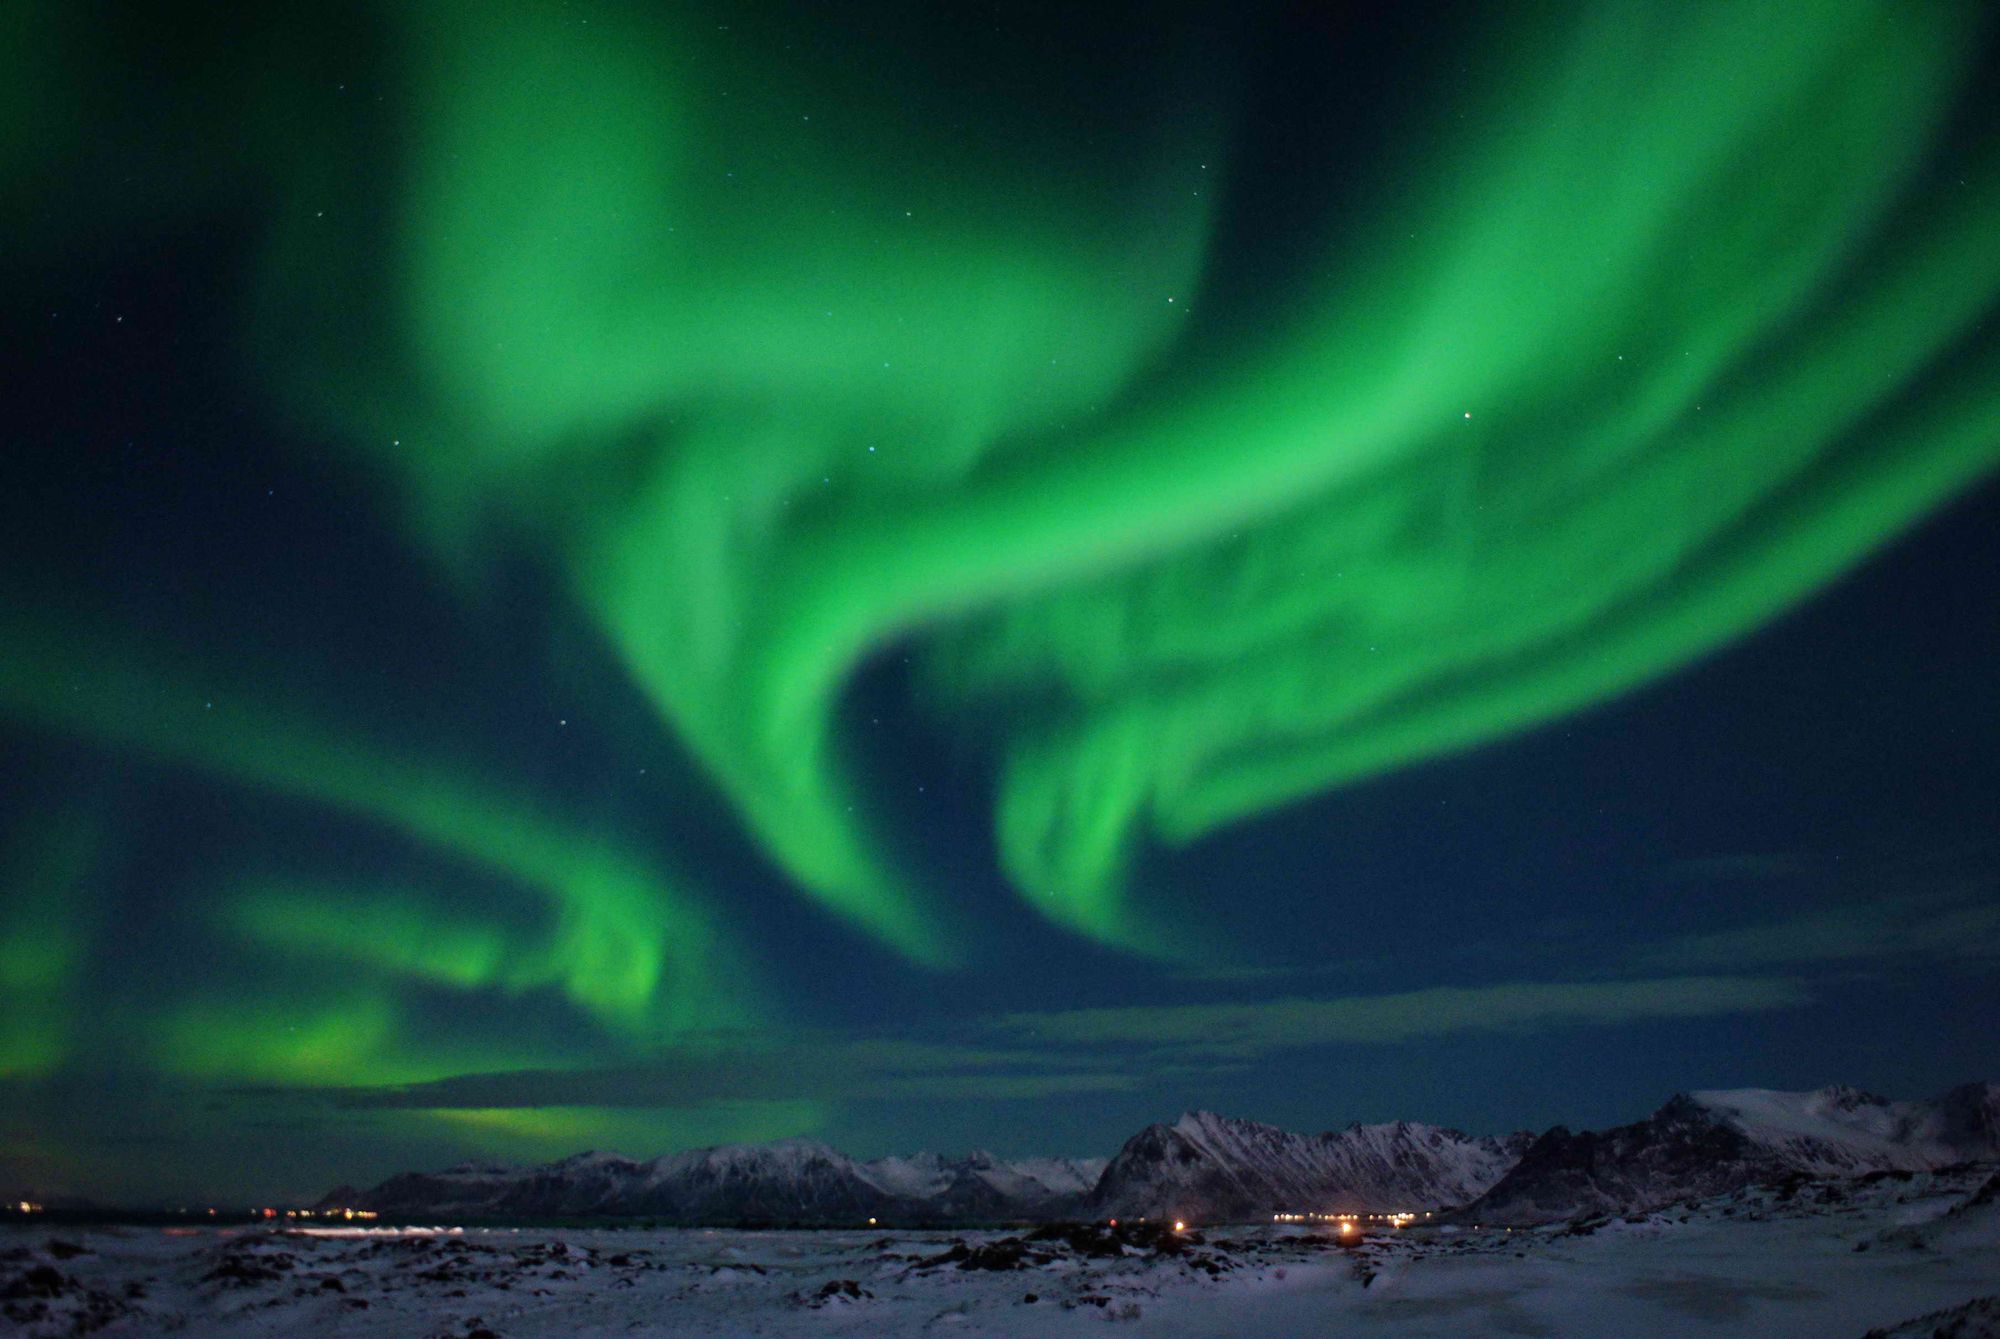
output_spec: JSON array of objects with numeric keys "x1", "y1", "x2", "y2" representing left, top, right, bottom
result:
[{"x1": 6, "y1": 1168, "x2": 1997, "y2": 1337}]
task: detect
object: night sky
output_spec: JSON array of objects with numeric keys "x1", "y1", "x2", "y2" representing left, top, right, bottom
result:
[{"x1": 4, "y1": 1, "x2": 1998, "y2": 1207}]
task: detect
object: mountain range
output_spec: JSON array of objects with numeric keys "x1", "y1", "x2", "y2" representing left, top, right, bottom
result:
[
  {"x1": 1087, "y1": 1110, "x2": 1534, "y2": 1221},
  {"x1": 326, "y1": 1081, "x2": 1999, "y2": 1225},
  {"x1": 1461, "y1": 1081, "x2": 2000, "y2": 1224},
  {"x1": 325, "y1": 1142, "x2": 1103, "y2": 1225}
]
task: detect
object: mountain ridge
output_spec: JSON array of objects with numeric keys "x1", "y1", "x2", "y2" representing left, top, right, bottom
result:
[
  {"x1": 1459, "y1": 1081, "x2": 2000, "y2": 1224},
  {"x1": 326, "y1": 1081, "x2": 1998, "y2": 1225}
]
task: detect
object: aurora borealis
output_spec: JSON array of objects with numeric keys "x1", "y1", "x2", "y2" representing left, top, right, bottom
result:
[{"x1": 4, "y1": 1, "x2": 1999, "y2": 1205}]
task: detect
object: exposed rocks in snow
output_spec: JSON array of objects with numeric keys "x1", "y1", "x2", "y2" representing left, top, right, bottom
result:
[
  {"x1": 1863, "y1": 1293, "x2": 2000, "y2": 1338},
  {"x1": 6, "y1": 1166, "x2": 1999, "y2": 1337}
]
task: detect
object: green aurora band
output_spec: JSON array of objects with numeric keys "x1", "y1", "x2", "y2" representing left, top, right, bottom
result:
[
  {"x1": 260, "y1": 2, "x2": 2000, "y2": 946},
  {"x1": 0, "y1": 618, "x2": 751, "y2": 1049},
  {"x1": 4, "y1": 0, "x2": 2000, "y2": 1143}
]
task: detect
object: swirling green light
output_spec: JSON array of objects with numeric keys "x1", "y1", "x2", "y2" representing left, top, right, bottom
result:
[
  {"x1": 254, "y1": 2, "x2": 1999, "y2": 949},
  {"x1": 0, "y1": 808, "x2": 99, "y2": 1078},
  {"x1": 0, "y1": 615, "x2": 753, "y2": 1044},
  {"x1": 1, "y1": 4, "x2": 1998, "y2": 1199}
]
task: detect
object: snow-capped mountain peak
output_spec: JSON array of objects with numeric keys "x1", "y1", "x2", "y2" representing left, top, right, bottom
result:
[
  {"x1": 338, "y1": 1136, "x2": 1104, "y2": 1224},
  {"x1": 1089, "y1": 1110, "x2": 1526, "y2": 1222},
  {"x1": 1460, "y1": 1082, "x2": 2000, "y2": 1224},
  {"x1": 330, "y1": 1082, "x2": 1995, "y2": 1226}
]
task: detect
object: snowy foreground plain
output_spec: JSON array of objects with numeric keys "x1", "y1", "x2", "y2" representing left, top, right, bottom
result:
[{"x1": 8, "y1": 1168, "x2": 1998, "y2": 1337}]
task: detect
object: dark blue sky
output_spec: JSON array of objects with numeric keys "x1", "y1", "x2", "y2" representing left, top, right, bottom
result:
[{"x1": 2, "y1": 1, "x2": 1996, "y2": 1205}]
